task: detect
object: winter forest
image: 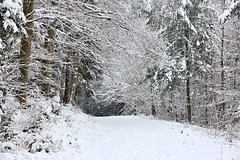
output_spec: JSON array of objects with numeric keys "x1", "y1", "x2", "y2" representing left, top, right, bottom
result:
[{"x1": 0, "y1": 0, "x2": 240, "y2": 159}]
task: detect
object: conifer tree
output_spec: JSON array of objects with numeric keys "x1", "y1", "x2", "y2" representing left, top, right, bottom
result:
[
  {"x1": 0, "y1": 0, "x2": 25, "y2": 59},
  {"x1": 147, "y1": 0, "x2": 215, "y2": 122},
  {"x1": 0, "y1": 0, "x2": 26, "y2": 104}
]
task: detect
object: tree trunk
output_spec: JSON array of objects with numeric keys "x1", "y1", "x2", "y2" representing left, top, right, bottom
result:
[
  {"x1": 219, "y1": 25, "x2": 225, "y2": 120},
  {"x1": 41, "y1": 20, "x2": 56, "y2": 97},
  {"x1": 204, "y1": 77, "x2": 209, "y2": 125},
  {"x1": 186, "y1": 70, "x2": 191, "y2": 123},
  {"x1": 18, "y1": 0, "x2": 35, "y2": 104},
  {"x1": 152, "y1": 104, "x2": 156, "y2": 117},
  {"x1": 185, "y1": 30, "x2": 191, "y2": 123},
  {"x1": 114, "y1": 103, "x2": 118, "y2": 116},
  {"x1": 233, "y1": 22, "x2": 240, "y2": 101},
  {"x1": 71, "y1": 53, "x2": 79, "y2": 105},
  {"x1": 63, "y1": 60, "x2": 70, "y2": 104},
  {"x1": 2, "y1": 88, "x2": 6, "y2": 104},
  {"x1": 150, "y1": 87, "x2": 156, "y2": 117}
]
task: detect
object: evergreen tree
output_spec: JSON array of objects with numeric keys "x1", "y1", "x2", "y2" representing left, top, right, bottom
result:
[
  {"x1": 0, "y1": 0, "x2": 25, "y2": 60},
  {"x1": 147, "y1": 0, "x2": 215, "y2": 122},
  {"x1": 0, "y1": 0, "x2": 26, "y2": 105}
]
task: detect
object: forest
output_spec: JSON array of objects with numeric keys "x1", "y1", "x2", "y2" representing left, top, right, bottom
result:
[{"x1": 0, "y1": 0, "x2": 240, "y2": 159}]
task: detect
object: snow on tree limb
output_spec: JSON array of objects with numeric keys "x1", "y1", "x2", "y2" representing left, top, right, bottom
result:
[
  {"x1": 178, "y1": 6, "x2": 197, "y2": 34},
  {"x1": 0, "y1": 0, "x2": 26, "y2": 58},
  {"x1": 219, "y1": 0, "x2": 240, "y2": 23}
]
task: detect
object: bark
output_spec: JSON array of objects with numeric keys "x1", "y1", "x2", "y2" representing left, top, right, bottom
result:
[
  {"x1": 233, "y1": 57, "x2": 238, "y2": 90},
  {"x1": 150, "y1": 88, "x2": 156, "y2": 117},
  {"x1": 60, "y1": 66, "x2": 65, "y2": 102},
  {"x1": 220, "y1": 26, "x2": 225, "y2": 119},
  {"x1": 204, "y1": 77, "x2": 208, "y2": 125},
  {"x1": 152, "y1": 105, "x2": 156, "y2": 117},
  {"x1": 63, "y1": 60, "x2": 70, "y2": 104},
  {"x1": 2, "y1": 88, "x2": 6, "y2": 104},
  {"x1": 71, "y1": 54, "x2": 79, "y2": 105},
  {"x1": 18, "y1": 0, "x2": 35, "y2": 104},
  {"x1": 234, "y1": 22, "x2": 240, "y2": 96},
  {"x1": 186, "y1": 70, "x2": 191, "y2": 123},
  {"x1": 41, "y1": 20, "x2": 56, "y2": 97},
  {"x1": 114, "y1": 103, "x2": 118, "y2": 116},
  {"x1": 185, "y1": 29, "x2": 191, "y2": 123}
]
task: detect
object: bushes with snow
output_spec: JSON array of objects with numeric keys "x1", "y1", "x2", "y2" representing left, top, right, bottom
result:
[{"x1": 0, "y1": 96, "x2": 63, "y2": 153}]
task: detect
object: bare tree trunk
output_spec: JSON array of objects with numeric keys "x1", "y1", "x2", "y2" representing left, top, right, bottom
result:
[
  {"x1": 185, "y1": 34, "x2": 191, "y2": 123},
  {"x1": 233, "y1": 22, "x2": 240, "y2": 99},
  {"x1": 18, "y1": 0, "x2": 35, "y2": 104},
  {"x1": 114, "y1": 102, "x2": 118, "y2": 116},
  {"x1": 2, "y1": 88, "x2": 6, "y2": 104},
  {"x1": 71, "y1": 53, "x2": 79, "y2": 105},
  {"x1": 60, "y1": 66, "x2": 65, "y2": 102},
  {"x1": 63, "y1": 60, "x2": 70, "y2": 104},
  {"x1": 220, "y1": 26, "x2": 225, "y2": 118},
  {"x1": 150, "y1": 87, "x2": 156, "y2": 117},
  {"x1": 204, "y1": 77, "x2": 209, "y2": 125},
  {"x1": 186, "y1": 71, "x2": 191, "y2": 123},
  {"x1": 152, "y1": 104, "x2": 156, "y2": 117},
  {"x1": 41, "y1": 20, "x2": 56, "y2": 97}
]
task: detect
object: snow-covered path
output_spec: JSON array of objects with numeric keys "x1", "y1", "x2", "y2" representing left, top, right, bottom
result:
[
  {"x1": 80, "y1": 116, "x2": 240, "y2": 160},
  {"x1": 0, "y1": 109, "x2": 240, "y2": 160}
]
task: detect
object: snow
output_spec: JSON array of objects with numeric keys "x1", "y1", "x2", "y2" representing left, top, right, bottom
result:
[
  {"x1": 181, "y1": 0, "x2": 192, "y2": 7},
  {"x1": 0, "y1": 106, "x2": 239, "y2": 160},
  {"x1": 166, "y1": 70, "x2": 173, "y2": 82},
  {"x1": 196, "y1": 40, "x2": 200, "y2": 47},
  {"x1": 178, "y1": 7, "x2": 197, "y2": 34},
  {"x1": 219, "y1": 0, "x2": 240, "y2": 23},
  {"x1": 153, "y1": 71, "x2": 158, "y2": 81},
  {"x1": 219, "y1": 9, "x2": 231, "y2": 23},
  {"x1": 1, "y1": 0, "x2": 24, "y2": 16},
  {"x1": 0, "y1": 0, "x2": 25, "y2": 32},
  {"x1": 3, "y1": 18, "x2": 18, "y2": 33},
  {"x1": 179, "y1": 59, "x2": 186, "y2": 71},
  {"x1": 143, "y1": 0, "x2": 152, "y2": 13}
]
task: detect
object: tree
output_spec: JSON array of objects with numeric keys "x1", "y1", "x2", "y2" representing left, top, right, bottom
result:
[
  {"x1": 17, "y1": 0, "x2": 35, "y2": 104},
  {"x1": 41, "y1": 20, "x2": 56, "y2": 97},
  {"x1": 0, "y1": 0, "x2": 26, "y2": 58},
  {"x1": 0, "y1": 0, "x2": 26, "y2": 104},
  {"x1": 147, "y1": 0, "x2": 215, "y2": 122},
  {"x1": 31, "y1": 0, "x2": 105, "y2": 104}
]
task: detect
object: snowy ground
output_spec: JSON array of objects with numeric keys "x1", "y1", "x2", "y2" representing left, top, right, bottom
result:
[{"x1": 0, "y1": 106, "x2": 240, "y2": 160}]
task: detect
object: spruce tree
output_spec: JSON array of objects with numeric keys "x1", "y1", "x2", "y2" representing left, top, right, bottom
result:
[
  {"x1": 0, "y1": 0, "x2": 26, "y2": 59},
  {"x1": 147, "y1": 0, "x2": 214, "y2": 122}
]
